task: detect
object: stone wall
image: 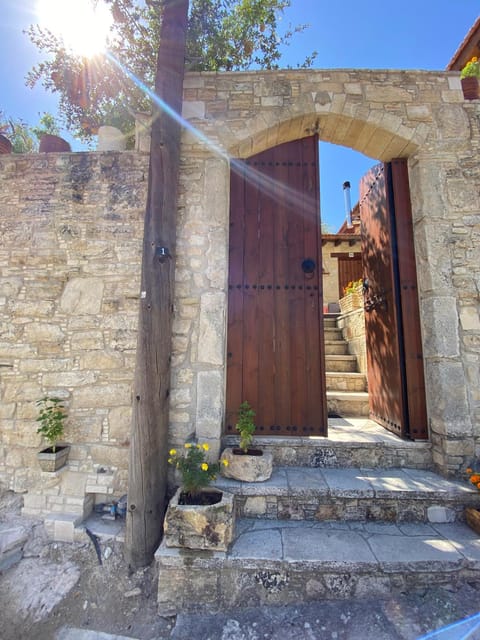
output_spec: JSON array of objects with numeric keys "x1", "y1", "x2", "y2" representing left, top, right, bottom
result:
[
  {"x1": 1, "y1": 67, "x2": 479, "y2": 497},
  {"x1": 337, "y1": 308, "x2": 367, "y2": 375},
  {"x1": 0, "y1": 152, "x2": 147, "y2": 493}
]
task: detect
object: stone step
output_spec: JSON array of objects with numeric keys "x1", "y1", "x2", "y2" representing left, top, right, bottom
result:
[
  {"x1": 0, "y1": 523, "x2": 29, "y2": 571},
  {"x1": 324, "y1": 340, "x2": 349, "y2": 355},
  {"x1": 222, "y1": 419, "x2": 432, "y2": 469},
  {"x1": 323, "y1": 316, "x2": 339, "y2": 329},
  {"x1": 215, "y1": 467, "x2": 478, "y2": 523},
  {"x1": 327, "y1": 390, "x2": 369, "y2": 416},
  {"x1": 324, "y1": 328, "x2": 343, "y2": 341},
  {"x1": 156, "y1": 518, "x2": 480, "y2": 615},
  {"x1": 326, "y1": 371, "x2": 367, "y2": 392},
  {"x1": 325, "y1": 355, "x2": 358, "y2": 372}
]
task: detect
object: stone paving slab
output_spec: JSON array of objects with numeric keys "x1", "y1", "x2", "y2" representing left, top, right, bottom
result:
[
  {"x1": 216, "y1": 466, "x2": 477, "y2": 497},
  {"x1": 57, "y1": 629, "x2": 138, "y2": 640}
]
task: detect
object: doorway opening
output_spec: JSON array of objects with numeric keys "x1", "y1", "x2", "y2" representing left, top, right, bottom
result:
[{"x1": 225, "y1": 137, "x2": 428, "y2": 441}]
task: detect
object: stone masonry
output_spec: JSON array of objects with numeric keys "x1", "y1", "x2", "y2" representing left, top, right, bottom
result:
[{"x1": 0, "y1": 68, "x2": 479, "y2": 510}]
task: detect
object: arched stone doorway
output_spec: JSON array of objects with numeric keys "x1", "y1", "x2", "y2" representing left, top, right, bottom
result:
[{"x1": 171, "y1": 68, "x2": 475, "y2": 475}]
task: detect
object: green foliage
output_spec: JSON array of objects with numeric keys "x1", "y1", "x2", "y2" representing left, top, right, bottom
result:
[
  {"x1": 25, "y1": 0, "x2": 316, "y2": 141},
  {"x1": 36, "y1": 397, "x2": 67, "y2": 453},
  {"x1": 461, "y1": 57, "x2": 480, "y2": 79},
  {"x1": 0, "y1": 110, "x2": 62, "y2": 153},
  {"x1": 30, "y1": 112, "x2": 60, "y2": 140},
  {"x1": 236, "y1": 401, "x2": 256, "y2": 452},
  {"x1": 168, "y1": 442, "x2": 228, "y2": 496}
]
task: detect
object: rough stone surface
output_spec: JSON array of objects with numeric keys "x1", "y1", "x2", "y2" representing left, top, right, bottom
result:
[
  {"x1": 221, "y1": 448, "x2": 274, "y2": 482},
  {"x1": 0, "y1": 68, "x2": 479, "y2": 513},
  {"x1": 163, "y1": 487, "x2": 235, "y2": 551}
]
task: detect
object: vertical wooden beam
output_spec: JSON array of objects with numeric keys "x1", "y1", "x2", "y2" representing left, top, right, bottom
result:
[{"x1": 125, "y1": 0, "x2": 189, "y2": 569}]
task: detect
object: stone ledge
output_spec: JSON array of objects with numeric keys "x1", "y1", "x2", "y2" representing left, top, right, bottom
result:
[{"x1": 156, "y1": 518, "x2": 480, "y2": 615}]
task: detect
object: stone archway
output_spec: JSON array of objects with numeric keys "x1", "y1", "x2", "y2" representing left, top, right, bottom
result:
[{"x1": 169, "y1": 68, "x2": 476, "y2": 475}]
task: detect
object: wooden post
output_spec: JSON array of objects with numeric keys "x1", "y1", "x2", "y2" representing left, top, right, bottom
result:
[{"x1": 125, "y1": 0, "x2": 189, "y2": 569}]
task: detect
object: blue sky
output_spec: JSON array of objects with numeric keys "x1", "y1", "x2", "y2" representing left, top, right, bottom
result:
[{"x1": 1, "y1": 0, "x2": 478, "y2": 230}]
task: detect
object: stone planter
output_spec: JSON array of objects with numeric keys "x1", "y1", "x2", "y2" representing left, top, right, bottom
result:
[
  {"x1": 39, "y1": 135, "x2": 71, "y2": 153},
  {"x1": 163, "y1": 487, "x2": 235, "y2": 551},
  {"x1": 465, "y1": 507, "x2": 480, "y2": 534},
  {"x1": 37, "y1": 445, "x2": 70, "y2": 472},
  {"x1": 461, "y1": 77, "x2": 479, "y2": 101},
  {"x1": 0, "y1": 134, "x2": 13, "y2": 154},
  {"x1": 221, "y1": 447, "x2": 273, "y2": 482},
  {"x1": 339, "y1": 291, "x2": 363, "y2": 314}
]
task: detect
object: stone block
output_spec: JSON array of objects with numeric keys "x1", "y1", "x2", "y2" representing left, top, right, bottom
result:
[
  {"x1": 164, "y1": 487, "x2": 235, "y2": 551},
  {"x1": 427, "y1": 505, "x2": 456, "y2": 524},
  {"x1": 221, "y1": 448, "x2": 273, "y2": 482}
]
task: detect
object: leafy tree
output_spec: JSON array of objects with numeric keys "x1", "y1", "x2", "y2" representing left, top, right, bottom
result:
[
  {"x1": 0, "y1": 110, "x2": 60, "y2": 153},
  {"x1": 25, "y1": 0, "x2": 316, "y2": 141}
]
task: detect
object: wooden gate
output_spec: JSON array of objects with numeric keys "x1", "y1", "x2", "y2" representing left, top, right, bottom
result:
[
  {"x1": 360, "y1": 160, "x2": 427, "y2": 440},
  {"x1": 226, "y1": 136, "x2": 327, "y2": 436}
]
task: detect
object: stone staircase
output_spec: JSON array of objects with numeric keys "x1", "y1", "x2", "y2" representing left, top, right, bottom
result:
[
  {"x1": 155, "y1": 423, "x2": 480, "y2": 616},
  {"x1": 324, "y1": 314, "x2": 369, "y2": 418}
]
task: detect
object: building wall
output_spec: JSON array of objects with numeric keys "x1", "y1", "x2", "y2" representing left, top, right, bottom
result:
[
  {"x1": 0, "y1": 68, "x2": 479, "y2": 501},
  {"x1": 0, "y1": 152, "x2": 147, "y2": 493}
]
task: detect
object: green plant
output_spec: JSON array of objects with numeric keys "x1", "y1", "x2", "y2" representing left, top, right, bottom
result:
[
  {"x1": 36, "y1": 396, "x2": 67, "y2": 452},
  {"x1": 168, "y1": 443, "x2": 228, "y2": 497},
  {"x1": 460, "y1": 57, "x2": 480, "y2": 79},
  {"x1": 236, "y1": 401, "x2": 256, "y2": 453},
  {"x1": 343, "y1": 279, "x2": 363, "y2": 296}
]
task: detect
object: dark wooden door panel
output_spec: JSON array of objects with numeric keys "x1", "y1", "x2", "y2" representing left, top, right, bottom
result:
[
  {"x1": 390, "y1": 160, "x2": 428, "y2": 439},
  {"x1": 338, "y1": 255, "x2": 363, "y2": 299},
  {"x1": 360, "y1": 164, "x2": 405, "y2": 436},
  {"x1": 360, "y1": 160, "x2": 427, "y2": 440},
  {"x1": 226, "y1": 136, "x2": 327, "y2": 436}
]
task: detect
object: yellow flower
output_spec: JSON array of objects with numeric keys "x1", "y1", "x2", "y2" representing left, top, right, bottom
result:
[
  {"x1": 196, "y1": 444, "x2": 202, "y2": 450},
  {"x1": 202, "y1": 443, "x2": 209, "y2": 451},
  {"x1": 169, "y1": 449, "x2": 177, "y2": 456},
  {"x1": 472, "y1": 56, "x2": 478, "y2": 63},
  {"x1": 167, "y1": 458, "x2": 173, "y2": 464},
  {"x1": 184, "y1": 443, "x2": 192, "y2": 448},
  {"x1": 201, "y1": 463, "x2": 209, "y2": 471},
  {"x1": 222, "y1": 459, "x2": 229, "y2": 467}
]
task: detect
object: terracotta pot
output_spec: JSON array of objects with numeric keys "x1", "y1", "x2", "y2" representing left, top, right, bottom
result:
[
  {"x1": 0, "y1": 134, "x2": 13, "y2": 154},
  {"x1": 465, "y1": 507, "x2": 480, "y2": 534},
  {"x1": 461, "y1": 77, "x2": 479, "y2": 101},
  {"x1": 39, "y1": 134, "x2": 71, "y2": 153}
]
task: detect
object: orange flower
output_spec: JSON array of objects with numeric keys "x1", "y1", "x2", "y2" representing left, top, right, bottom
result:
[{"x1": 469, "y1": 474, "x2": 480, "y2": 484}]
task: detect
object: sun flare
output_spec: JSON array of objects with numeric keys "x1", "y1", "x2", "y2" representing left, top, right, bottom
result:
[{"x1": 36, "y1": 0, "x2": 113, "y2": 57}]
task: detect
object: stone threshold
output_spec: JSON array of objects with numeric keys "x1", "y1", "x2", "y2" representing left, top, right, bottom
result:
[
  {"x1": 214, "y1": 467, "x2": 478, "y2": 522},
  {"x1": 156, "y1": 518, "x2": 480, "y2": 616}
]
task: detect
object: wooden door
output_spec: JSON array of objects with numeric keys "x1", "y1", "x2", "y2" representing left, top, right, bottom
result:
[
  {"x1": 360, "y1": 160, "x2": 427, "y2": 440},
  {"x1": 226, "y1": 136, "x2": 327, "y2": 436},
  {"x1": 338, "y1": 254, "x2": 363, "y2": 299}
]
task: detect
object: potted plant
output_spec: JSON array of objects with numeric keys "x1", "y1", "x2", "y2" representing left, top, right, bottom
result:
[
  {"x1": 465, "y1": 465, "x2": 480, "y2": 534},
  {"x1": 36, "y1": 396, "x2": 70, "y2": 472},
  {"x1": 460, "y1": 57, "x2": 480, "y2": 101},
  {"x1": 339, "y1": 278, "x2": 363, "y2": 314},
  {"x1": 163, "y1": 443, "x2": 235, "y2": 551},
  {"x1": 33, "y1": 113, "x2": 71, "y2": 153},
  {"x1": 221, "y1": 401, "x2": 273, "y2": 482}
]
